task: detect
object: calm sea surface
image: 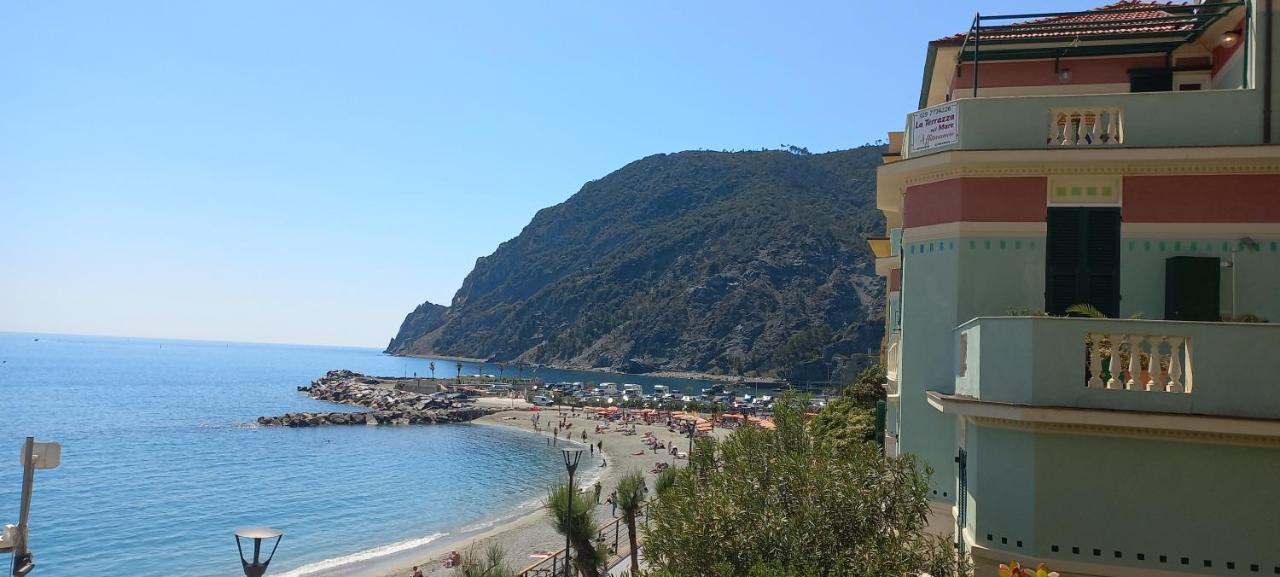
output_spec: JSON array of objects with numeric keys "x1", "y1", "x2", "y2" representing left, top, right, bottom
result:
[{"x1": 0, "y1": 333, "x2": 712, "y2": 577}]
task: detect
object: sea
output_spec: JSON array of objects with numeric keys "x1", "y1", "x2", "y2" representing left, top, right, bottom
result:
[{"x1": 0, "y1": 332, "x2": 714, "y2": 577}]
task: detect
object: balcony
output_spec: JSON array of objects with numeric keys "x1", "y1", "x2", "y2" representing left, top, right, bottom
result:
[
  {"x1": 950, "y1": 316, "x2": 1280, "y2": 421},
  {"x1": 903, "y1": 88, "x2": 1264, "y2": 159},
  {"x1": 884, "y1": 330, "x2": 901, "y2": 397}
]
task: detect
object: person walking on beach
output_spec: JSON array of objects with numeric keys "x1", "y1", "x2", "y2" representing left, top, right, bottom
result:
[
  {"x1": 593, "y1": 481, "x2": 602, "y2": 503},
  {"x1": 581, "y1": 430, "x2": 587, "y2": 443},
  {"x1": 608, "y1": 491, "x2": 618, "y2": 517}
]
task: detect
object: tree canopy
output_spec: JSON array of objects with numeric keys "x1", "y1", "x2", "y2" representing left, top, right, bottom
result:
[{"x1": 641, "y1": 393, "x2": 965, "y2": 577}]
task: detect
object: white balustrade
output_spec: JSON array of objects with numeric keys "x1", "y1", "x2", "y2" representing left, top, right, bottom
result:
[
  {"x1": 1085, "y1": 332, "x2": 1191, "y2": 394},
  {"x1": 885, "y1": 336, "x2": 901, "y2": 396},
  {"x1": 886, "y1": 341, "x2": 900, "y2": 381},
  {"x1": 1048, "y1": 108, "x2": 1124, "y2": 146}
]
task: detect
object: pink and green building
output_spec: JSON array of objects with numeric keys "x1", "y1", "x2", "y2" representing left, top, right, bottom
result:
[{"x1": 873, "y1": 1, "x2": 1280, "y2": 575}]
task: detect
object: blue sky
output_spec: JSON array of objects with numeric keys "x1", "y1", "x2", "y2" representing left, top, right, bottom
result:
[{"x1": 0, "y1": 0, "x2": 1101, "y2": 347}]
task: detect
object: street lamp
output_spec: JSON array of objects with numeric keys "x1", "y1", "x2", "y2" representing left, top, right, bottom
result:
[
  {"x1": 4, "y1": 437, "x2": 61, "y2": 577},
  {"x1": 688, "y1": 421, "x2": 695, "y2": 459},
  {"x1": 561, "y1": 448, "x2": 582, "y2": 577},
  {"x1": 234, "y1": 527, "x2": 283, "y2": 577}
]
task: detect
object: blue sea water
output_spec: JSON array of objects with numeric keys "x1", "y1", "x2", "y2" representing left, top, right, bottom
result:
[{"x1": 0, "y1": 332, "x2": 691, "y2": 577}]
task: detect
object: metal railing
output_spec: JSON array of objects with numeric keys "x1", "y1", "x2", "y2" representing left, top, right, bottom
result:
[{"x1": 517, "y1": 504, "x2": 648, "y2": 577}]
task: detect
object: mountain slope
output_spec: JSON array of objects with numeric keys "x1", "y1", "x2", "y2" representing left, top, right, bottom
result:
[{"x1": 386, "y1": 146, "x2": 886, "y2": 376}]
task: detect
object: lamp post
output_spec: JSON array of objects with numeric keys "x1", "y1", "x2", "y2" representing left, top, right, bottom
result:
[
  {"x1": 561, "y1": 448, "x2": 582, "y2": 577},
  {"x1": 688, "y1": 422, "x2": 695, "y2": 459},
  {"x1": 234, "y1": 527, "x2": 283, "y2": 577},
  {"x1": 5, "y1": 437, "x2": 60, "y2": 577}
]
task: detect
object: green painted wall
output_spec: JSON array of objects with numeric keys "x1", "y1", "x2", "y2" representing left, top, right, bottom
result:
[
  {"x1": 1267, "y1": 5, "x2": 1280, "y2": 142},
  {"x1": 965, "y1": 423, "x2": 1038, "y2": 551},
  {"x1": 967, "y1": 424, "x2": 1280, "y2": 576},
  {"x1": 958, "y1": 316, "x2": 1280, "y2": 420},
  {"x1": 956, "y1": 237, "x2": 1045, "y2": 319},
  {"x1": 900, "y1": 234, "x2": 1047, "y2": 498},
  {"x1": 899, "y1": 227, "x2": 1280, "y2": 504},
  {"x1": 899, "y1": 237, "x2": 962, "y2": 499},
  {"x1": 1120, "y1": 237, "x2": 1280, "y2": 322}
]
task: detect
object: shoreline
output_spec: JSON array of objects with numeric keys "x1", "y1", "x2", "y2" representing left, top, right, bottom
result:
[
  {"x1": 386, "y1": 352, "x2": 782, "y2": 384},
  {"x1": 278, "y1": 401, "x2": 723, "y2": 577}
]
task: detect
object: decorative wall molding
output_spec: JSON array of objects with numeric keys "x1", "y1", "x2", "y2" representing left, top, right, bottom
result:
[
  {"x1": 1047, "y1": 174, "x2": 1124, "y2": 206},
  {"x1": 1122, "y1": 223, "x2": 1280, "y2": 239},
  {"x1": 880, "y1": 146, "x2": 1280, "y2": 192},
  {"x1": 973, "y1": 416, "x2": 1280, "y2": 449},
  {"x1": 929, "y1": 391, "x2": 1280, "y2": 448},
  {"x1": 903, "y1": 221, "x2": 1047, "y2": 242},
  {"x1": 902, "y1": 160, "x2": 1280, "y2": 189}
]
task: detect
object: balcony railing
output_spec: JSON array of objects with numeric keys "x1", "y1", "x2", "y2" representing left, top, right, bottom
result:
[
  {"x1": 1084, "y1": 331, "x2": 1188, "y2": 393},
  {"x1": 954, "y1": 317, "x2": 1280, "y2": 420},
  {"x1": 884, "y1": 331, "x2": 901, "y2": 397},
  {"x1": 1049, "y1": 107, "x2": 1123, "y2": 146},
  {"x1": 903, "y1": 88, "x2": 1263, "y2": 158}
]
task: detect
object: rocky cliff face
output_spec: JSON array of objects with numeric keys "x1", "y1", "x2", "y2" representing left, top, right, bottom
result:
[
  {"x1": 386, "y1": 146, "x2": 886, "y2": 376},
  {"x1": 385, "y1": 301, "x2": 448, "y2": 354}
]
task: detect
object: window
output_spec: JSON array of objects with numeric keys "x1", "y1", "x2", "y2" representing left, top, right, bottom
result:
[
  {"x1": 1045, "y1": 207, "x2": 1121, "y2": 317},
  {"x1": 1130, "y1": 68, "x2": 1173, "y2": 92}
]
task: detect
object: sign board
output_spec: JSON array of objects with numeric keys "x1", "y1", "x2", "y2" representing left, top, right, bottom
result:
[
  {"x1": 21, "y1": 442, "x2": 60, "y2": 470},
  {"x1": 909, "y1": 101, "x2": 960, "y2": 153}
]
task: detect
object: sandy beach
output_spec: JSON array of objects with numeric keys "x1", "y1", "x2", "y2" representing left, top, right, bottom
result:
[{"x1": 355, "y1": 397, "x2": 724, "y2": 577}]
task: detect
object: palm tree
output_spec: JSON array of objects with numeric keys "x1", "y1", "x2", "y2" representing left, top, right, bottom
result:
[
  {"x1": 455, "y1": 542, "x2": 515, "y2": 577},
  {"x1": 429, "y1": 361, "x2": 436, "y2": 380},
  {"x1": 653, "y1": 467, "x2": 678, "y2": 498},
  {"x1": 547, "y1": 482, "x2": 604, "y2": 577},
  {"x1": 498, "y1": 363, "x2": 506, "y2": 380},
  {"x1": 615, "y1": 471, "x2": 647, "y2": 576}
]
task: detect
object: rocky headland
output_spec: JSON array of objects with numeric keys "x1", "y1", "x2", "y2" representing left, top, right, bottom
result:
[
  {"x1": 384, "y1": 147, "x2": 887, "y2": 380},
  {"x1": 257, "y1": 369, "x2": 498, "y2": 427}
]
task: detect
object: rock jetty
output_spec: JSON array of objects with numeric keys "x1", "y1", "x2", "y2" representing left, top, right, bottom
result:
[{"x1": 257, "y1": 369, "x2": 497, "y2": 427}]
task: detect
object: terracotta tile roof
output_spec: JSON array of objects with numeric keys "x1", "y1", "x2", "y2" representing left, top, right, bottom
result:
[{"x1": 933, "y1": 0, "x2": 1196, "y2": 44}]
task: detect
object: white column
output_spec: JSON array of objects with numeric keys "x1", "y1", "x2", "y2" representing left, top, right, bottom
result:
[
  {"x1": 1088, "y1": 335, "x2": 1104, "y2": 388},
  {"x1": 1107, "y1": 335, "x2": 1122, "y2": 389},
  {"x1": 1167, "y1": 337, "x2": 1185, "y2": 393},
  {"x1": 1146, "y1": 337, "x2": 1163, "y2": 391}
]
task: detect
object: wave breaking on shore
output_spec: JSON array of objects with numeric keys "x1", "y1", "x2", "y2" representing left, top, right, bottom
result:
[{"x1": 274, "y1": 531, "x2": 449, "y2": 577}]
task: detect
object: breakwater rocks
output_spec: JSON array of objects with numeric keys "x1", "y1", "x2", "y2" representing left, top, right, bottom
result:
[{"x1": 257, "y1": 369, "x2": 497, "y2": 427}]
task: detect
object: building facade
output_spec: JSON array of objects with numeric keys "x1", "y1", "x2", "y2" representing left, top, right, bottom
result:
[{"x1": 873, "y1": 2, "x2": 1280, "y2": 575}]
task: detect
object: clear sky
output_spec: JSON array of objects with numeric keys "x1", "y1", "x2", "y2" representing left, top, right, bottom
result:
[{"x1": 0, "y1": 0, "x2": 1102, "y2": 348}]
